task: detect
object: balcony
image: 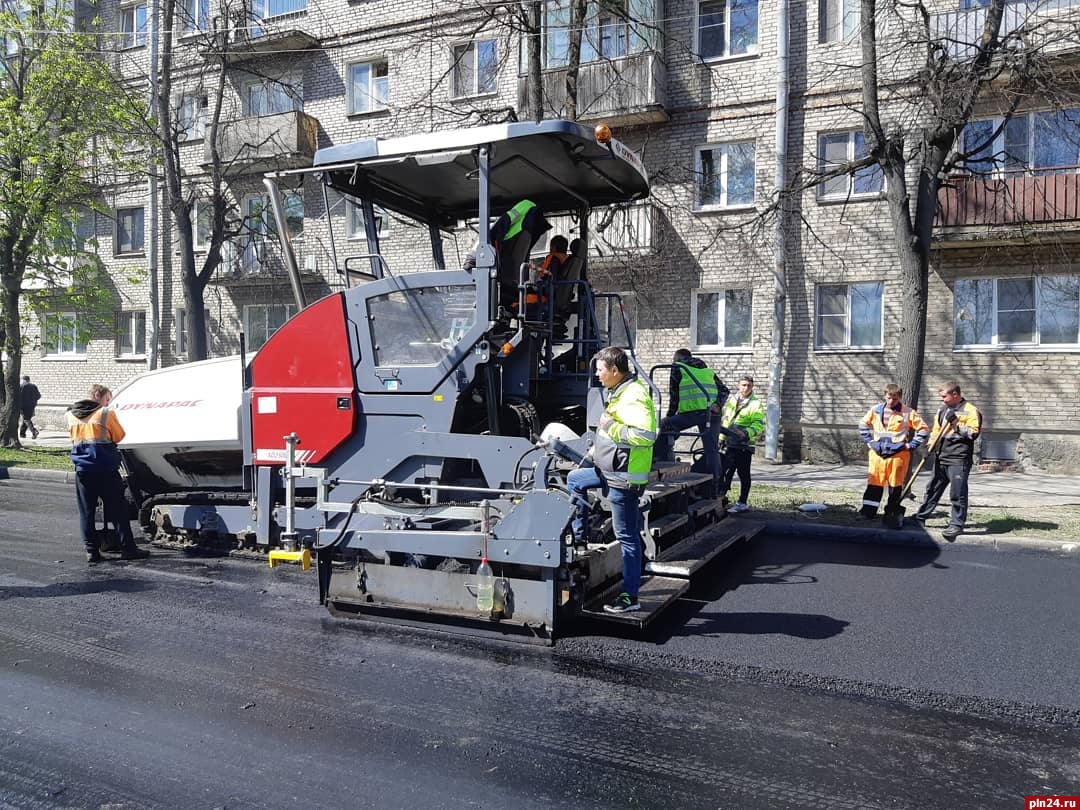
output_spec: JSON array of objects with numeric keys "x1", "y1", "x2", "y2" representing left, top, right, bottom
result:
[
  {"x1": 930, "y1": 0, "x2": 1080, "y2": 60},
  {"x1": 202, "y1": 5, "x2": 321, "y2": 65},
  {"x1": 210, "y1": 236, "x2": 323, "y2": 285},
  {"x1": 205, "y1": 110, "x2": 318, "y2": 170},
  {"x1": 517, "y1": 51, "x2": 668, "y2": 127},
  {"x1": 935, "y1": 168, "x2": 1080, "y2": 244}
]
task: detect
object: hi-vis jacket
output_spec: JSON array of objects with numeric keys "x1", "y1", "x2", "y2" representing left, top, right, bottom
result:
[
  {"x1": 858, "y1": 403, "x2": 929, "y2": 458},
  {"x1": 929, "y1": 399, "x2": 982, "y2": 465},
  {"x1": 67, "y1": 400, "x2": 125, "y2": 473},
  {"x1": 672, "y1": 361, "x2": 722, "y2": 414},
  {"x1": 721, "y1": 394, "x2": 765, "y2": 448},
  {"x1": 594, "y1": 373, "x2": 657, "y2": 488}
]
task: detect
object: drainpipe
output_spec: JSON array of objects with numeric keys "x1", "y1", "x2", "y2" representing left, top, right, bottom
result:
[
  {"x1": 764, "y1": 0, "x2": 789, "y2": 461},
  {"x1": 147, "y1": 0, "x2": 160, "y2": 369}
]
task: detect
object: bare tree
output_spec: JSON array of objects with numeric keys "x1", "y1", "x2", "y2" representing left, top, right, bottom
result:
[{"x1": 855, "y1": 0, "x2": 1078, "y2": 407}]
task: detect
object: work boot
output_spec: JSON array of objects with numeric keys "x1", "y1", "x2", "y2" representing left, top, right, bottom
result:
[
  {"x1": 31, "y1": 427, "x2": 38, "y2": 439},
  {"x1": 18, "y1": 427, "x2": 26, "y2": 438},
  {"x1": 86, "y1": 550, "x2": 104, "y2": 563},
  {"x1": 941, "y1": 525, "x2": 962, "y2": 542},
  {"x1": 120, "y1": 547, "x2": 150, "y2": 560}
]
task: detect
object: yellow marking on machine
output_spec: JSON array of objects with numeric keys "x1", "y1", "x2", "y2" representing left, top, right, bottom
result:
[{"x1": 268, "y1": 548, "x2": 312, "y2": 570}]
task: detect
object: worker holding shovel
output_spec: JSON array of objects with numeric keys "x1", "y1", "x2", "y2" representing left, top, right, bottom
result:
[
  {"x1": 858, "y1": 383, "x2": 930, "y2": 529},
  {"x1": 911, "y1": 381, "x2": 983, "y2": 541}
]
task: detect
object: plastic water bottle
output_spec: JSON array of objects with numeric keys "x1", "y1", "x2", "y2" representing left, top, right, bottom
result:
[{"x1": 476, "y1": 557, "x2": 494, "y2": 612}]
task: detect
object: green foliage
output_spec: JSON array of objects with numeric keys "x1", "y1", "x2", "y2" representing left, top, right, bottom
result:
[{"x1": 0, "y1": 1, "x2": 150, "y2": 442}]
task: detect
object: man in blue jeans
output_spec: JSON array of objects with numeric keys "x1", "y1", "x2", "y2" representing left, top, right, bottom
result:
[{"x1": 567, "y1": 347, "x2": 657, "y2": 614}]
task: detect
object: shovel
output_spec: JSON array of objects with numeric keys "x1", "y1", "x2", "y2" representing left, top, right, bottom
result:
[{"x1": 900, "y1": 420, "x2": 952, "y2": 501}]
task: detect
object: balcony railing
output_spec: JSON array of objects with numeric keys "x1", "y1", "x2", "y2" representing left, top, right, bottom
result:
[
  {"x1": 211, "y1": 236, "x2": 324, "y2": 285},
  {"x1": 205, "y1": 110, "x2": 318, "y2": 170},
  {"x1": 931, "y1": 0, "x2": 1080, "y2": 59},
  {"x1": 517, "y1": 51, "x2": 668, "y2": 127},
  {"x1": 935, "y1": 168, "x2": 1080, "y2": 228}
]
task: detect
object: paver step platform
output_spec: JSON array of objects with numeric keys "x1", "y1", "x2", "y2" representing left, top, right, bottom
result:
[
  {"x1": 646, "y1": 519, "x2": 764, "y2": 579},
  {"x1": 579, "y1": 575, "x2": 690, "y2": 628}
]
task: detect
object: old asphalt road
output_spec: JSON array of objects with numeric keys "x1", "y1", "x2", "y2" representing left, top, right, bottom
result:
[{"x1": 1, "y1": 476, "x2": 1078, "y2": 808}]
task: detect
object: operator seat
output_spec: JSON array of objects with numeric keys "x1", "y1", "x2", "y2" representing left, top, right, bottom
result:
[
  {"x1": 491, "y1": 203, "x2": 550, "y2": 309},
  {"x1": 553, "y1": 237, "x2": 586, "y2": 318}
]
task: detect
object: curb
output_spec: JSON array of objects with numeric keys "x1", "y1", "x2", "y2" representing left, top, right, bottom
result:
[
  {"x1": 0, "y1": 466, "x2": 75, "y2": 484},
  {"x1": 757, "y1": 517, "x2": 1080, "y2": 554}
]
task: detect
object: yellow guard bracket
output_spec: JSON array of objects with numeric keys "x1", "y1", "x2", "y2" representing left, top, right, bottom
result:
[{"x1": 268, "y1": 548, "x2": 312, "y2": 570}]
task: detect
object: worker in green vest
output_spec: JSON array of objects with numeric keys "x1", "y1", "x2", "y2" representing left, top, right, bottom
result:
[{"x1": 654, "y1": 348, "x2": 729, "y2": 498}]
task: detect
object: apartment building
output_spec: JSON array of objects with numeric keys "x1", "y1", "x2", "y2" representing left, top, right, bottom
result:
[{"x1": 20, "y1": 0, "x2": 1080, "y2": 471}]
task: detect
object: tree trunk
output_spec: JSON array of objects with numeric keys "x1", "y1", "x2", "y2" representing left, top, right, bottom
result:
[
  {"x1": 0, "y1": 258, "x2": 25, "y2": 447},
  {"x1": 525, "y1": 1, "x2": 543, "y2": 122},
  {"x1": 564, "y1": 0, "x2": 586, "y2": 120}
]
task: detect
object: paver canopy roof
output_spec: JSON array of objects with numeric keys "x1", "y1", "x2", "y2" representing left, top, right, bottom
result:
[{"x1": 312, "y1": 120, "x2": 650, "y2": 227}]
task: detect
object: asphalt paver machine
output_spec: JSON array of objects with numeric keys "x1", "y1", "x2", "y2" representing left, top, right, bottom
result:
[{"x1": 242, "y1": 120, "x2": 757, "y2": 642}]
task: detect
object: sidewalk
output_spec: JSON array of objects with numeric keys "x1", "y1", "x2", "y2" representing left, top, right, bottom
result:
[
  {"x1": 745, "y1": 458, "x2": 1080, "y2": 552},
  {"x1": 8, "y1": 431, "x2": 1080, "y2": 551}
]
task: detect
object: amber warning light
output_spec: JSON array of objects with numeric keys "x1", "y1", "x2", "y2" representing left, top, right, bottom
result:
[{"x1": 594, "y1": 124, "x2": 612, "y2": 145}]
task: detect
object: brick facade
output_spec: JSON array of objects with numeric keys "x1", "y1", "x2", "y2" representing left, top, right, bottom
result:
[{"x1": 23, "y1": 0, "x2": 1080, "y2": 472}]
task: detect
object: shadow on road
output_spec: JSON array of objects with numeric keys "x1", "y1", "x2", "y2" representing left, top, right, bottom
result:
[
  {"x1": 0, "y1": 576, "x2": 153, "y2": 601},
  {"x1": 645, "y1": 533, "x2": 940, "y2": 644}
]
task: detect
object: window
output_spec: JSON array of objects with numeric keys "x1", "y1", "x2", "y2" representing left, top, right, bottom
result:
[
  {"x1": 120, "y1": 2, "x2": 147, "y2": 48},
  {"x1": 695, "y1": 142, "x2": 756, "y2": 209},
  {"x1": 818, "y1": 131, "x2": 884, "y2": 199},
  {"x1": 692, "y1": 289, "x2": 752, "y2": 349},
  {"x1": 697, "y1": 0, "x2": 758, "y2": 60},
  {"x1": 116, "y1": 206, "x2": 144, "y2": 254},
  {"x1": 961, "y1": 109, "x2": 1080, "y2": 176},
  {"x1": 452, "y1": 40, "x2": 498, "y2": 98},
  {"x1": 192, "y1": 200, "x2": 213, "y2": 251},
  {"x1": 540, "y1": 0, "x2": 659, "y2": 67},
  {"x1": 244, "y1": 304, "x2": 298, "y2": 351},
  {"x1": 243, "y1": 76, "x2": 301, "y2": 116},
  {"x1": 175, "y1": 307, "x2": 210, "y2": 358},
  {"x1": 595, "y1": 291, "x2": 637, "y2": 348},
  {"x1": 116, "y1": 311, "x2": 146, "y2": 357},
  {"x1": 955, "y1": 275, "x2": 1080, "y2": 347},
  {"x1": 347, "y1": 61, "x2": 388, "y2": 114},
  {"x1": 815, "y1": 282, "x2": 883, "y2": 349},
  {"x1": 179, "y1": 0, "x2": 208, "y2": 33},
  {"x1": 347, "y1": 201, "x2": 390, "y2": 240},
  {"x1": 178, "y1": 94, "x2": 206, "y2": 141},
  {"x1": 819, "y1": 0, "x2": 858, "y2": 42},
  {"x1": 43, "y1": 312, "x2": 87, "y2": 357},
  {"x1": 253, "y1": 0, "x2": 306, "y2": 18}
]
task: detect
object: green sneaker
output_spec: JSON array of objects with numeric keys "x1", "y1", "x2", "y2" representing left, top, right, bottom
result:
[{"x1": 603, "y1": 592, "x2": 640, "y2": 614}]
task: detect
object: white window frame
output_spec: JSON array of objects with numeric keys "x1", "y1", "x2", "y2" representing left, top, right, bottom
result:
[
  {"x1": 253, "y1": 0, "x2": 306, "y2": 20},
  {"x1": 817, "y1": 130, "x2": 884, "y2": 200},
  {"x1": 192, "y1": 199, "x2": 213, "y2": 251},
  {"x1": 815, "y1": 282, "x2": 884, "y2": 350},
  {"x1": 690, "y1": 288, "x2": 753, "y2": 351},
  {"x1": 818, "y1": 0, "x2": 858, "y2": 43},
  {"x1": 961, "y1": 109, "x2": 1080, "y2": 177},
  {"x1": 596, "y1": 291, "x2": 637, "y2": 348},
  {"x1": 179, "y1": 0, "x2": 208, "y2": 34},
  {"x1": 178, "y1": 94, "x2": 207, "y2": 141},
  {"x1": 119, "y1": 1, "x2": 147, "y2": 48},
  {"x1": 242, "y1": 75, "x2": 301, "y2": 117},
  {"x1": 43, "y1": 311, "x2": 87, "y2": 357},
  {"x1": 115, "y1": 206, "x2": 145, "y2": 255},
  {"x1": 695, "y1": 0, "x2": 759, "y2": 61},
  {"x1": 243, "y1": 303, "x2": 299, "y2": 351},
  {"x1": 175, "y1": 307, "x2": 211, "y2": 358},
  {"x1": 347, "y1": 60, "x2": 389, "y2": 114},
  {"x1": 346, "y1": 201, "x2": 390, "y2": 241},
  {"x1": 694, "y1": 142, "x2": 756, "y2": 210},
  {"x1": 116, "y1": 310, "x2": 147, "y2": 358},
  {"x1": 954, "y1": 275, "x2": 1080, "y2": 350},
  {"x1": 451, "y1": 39, "x2": 498, "y2": 99}
]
